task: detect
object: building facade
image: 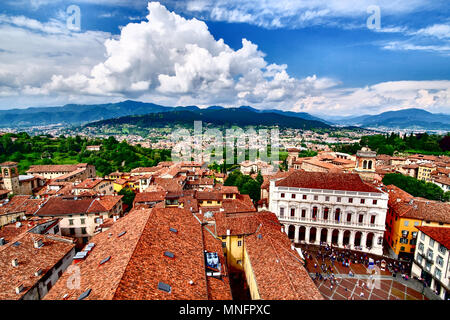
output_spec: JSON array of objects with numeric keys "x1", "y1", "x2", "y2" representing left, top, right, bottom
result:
[
  {"x1": 411, "y1": 227, "x2": 449, "y2": 300},
  {"x1": 268, "y1": 171, "x2": 389, "y2": 255}
]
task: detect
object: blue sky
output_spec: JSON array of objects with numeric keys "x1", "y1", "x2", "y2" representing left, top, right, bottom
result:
[{"x1": 0, "y1": 0, "x2": 449, "y2": 116}]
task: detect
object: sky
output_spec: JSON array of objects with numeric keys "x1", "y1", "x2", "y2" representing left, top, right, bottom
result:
[{"x1": 0, "y1": 0, "x2": 449, "y2": 117}]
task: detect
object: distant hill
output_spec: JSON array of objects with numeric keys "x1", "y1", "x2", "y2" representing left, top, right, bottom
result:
[
  {"x1": 0, "y1": 100, "x2": 330, "y2": 128},
  {"x1": 0, "y1": 100, "x2": 173, "y2": 128},
  {"x1": 84, "y1": 107, "x2": 331, "y2": 130},
  {"x1": 329, "y1": 108, "x2": 450, "y2": 130}
]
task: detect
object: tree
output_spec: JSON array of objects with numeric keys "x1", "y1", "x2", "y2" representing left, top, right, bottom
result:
[
  {"x1": 382, "y1": 173, "x2": 446, "y2": 202},
  {"x1": 256, "y1": 171, "x2": 264, "y2": 186},
  {"x1": 118, "y1": 188, "x2": 136, "y2": 209}
]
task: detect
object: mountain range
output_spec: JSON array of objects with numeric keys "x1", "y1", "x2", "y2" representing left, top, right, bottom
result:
[
  {"x1": 0, "y1": 100, "x2": 448, "y2": 131},
  {"x1": 326, "y1": 108, "x2": 450, "y2": 130},
  {"x1": 84, "y1": 106, "x2": 331, "y2": 130}
]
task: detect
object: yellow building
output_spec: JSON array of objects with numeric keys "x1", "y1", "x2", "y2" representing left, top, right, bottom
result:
[
  {"x1": 385, "y1": 185, "x2": 450, "y2": 259},
  {"x1": 215, "y1": 211, "x2": 322, "y2": 300},
  {"x1": 417, "y1": 164, "x2": 436, "y2": 182}
]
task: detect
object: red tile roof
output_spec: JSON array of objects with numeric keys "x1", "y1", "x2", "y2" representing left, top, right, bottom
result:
[
  {"x1": 0, "y1": 233, "x2": 75, "y2": 300},
  {"x1": 416, "y1": 226, "x2": 450, "y2": 249},
  {"x1": 0, "y1": 196, "x2": 47, "y2": 216},
  {"x1": 276, "y1": 170, "x2": 382, "y2": 193},
  {"x1": 244, "y1": 211, "x2": 323, "y2": 300},
  {"x1": 45, "y1": 208, "x2": 232, "y2": 300}
]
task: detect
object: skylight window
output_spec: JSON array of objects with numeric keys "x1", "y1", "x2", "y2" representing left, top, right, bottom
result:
[
  {"x1": 169, "y1": 227, "x2": 177, "y2": 233},
  {"x1": 12, "y1": 241, "x2": 21, "y2": 247},
  {"x1": 78, "y1": 288, "x2": 92, "y2": 300},
  {"x1": 99, "y1": 256, "x2": 111, "y2": 265},
  {"x1": 158, "y1": 282, "x2": 171, "y2": 293},
  {"x1": 118, "y1": 231, "x2": 127, "y2": 237},
  {"x1": 164, "y1": 251, "x2": 175, "y2": 258}
]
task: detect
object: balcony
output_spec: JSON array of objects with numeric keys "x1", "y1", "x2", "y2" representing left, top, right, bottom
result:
[{"x1": 278, "y1": 215, "x2": 385, "y2": 229}]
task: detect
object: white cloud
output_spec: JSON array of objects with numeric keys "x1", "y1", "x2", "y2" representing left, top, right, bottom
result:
[
  {"x1": 415, "y1": 24, "x2": 450, "y2": 39},
  {"x1": 180, "y1": 0, "x2": 430, "y2": 29},
  {"x1": 35, "y1": 2, "x2": 338, "y2": 109},
  {"x1": 0, "y1": 1, "x2": 449, "y2": 118}
]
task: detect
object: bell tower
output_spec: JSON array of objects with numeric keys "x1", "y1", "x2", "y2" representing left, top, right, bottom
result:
[
  {"x1": 355, "y1": 148, "x2": 377, "y2": 181},
  {"x1": 1, "y1": 162, "x2": 20, "y2": 194}
]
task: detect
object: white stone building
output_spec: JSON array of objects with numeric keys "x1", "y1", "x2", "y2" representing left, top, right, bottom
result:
[
  {"x1": 268, "y1": 170, "x2": 388, "y2": 255},
  {"x1": 411, "y1": 226, "x2": 449, "y2": 300}
]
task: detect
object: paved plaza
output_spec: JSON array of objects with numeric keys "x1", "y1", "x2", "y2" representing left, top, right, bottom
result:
[{"x1": 303, "y1": 248, "x2": 430, "y2": 300}]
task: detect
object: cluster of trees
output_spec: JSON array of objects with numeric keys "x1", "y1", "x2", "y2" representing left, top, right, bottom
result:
[
  {"x1": 334, "y1": 133, "x2": 450, "y2": 156},
  {"x1": 382, "y1": 173, "x2": 450, "y2": 202},
  {"x1": 0, "y1": 133, "x2": 171, "y2": 176},
  {"x1": 224, "y1": 170, "x2": 264, "y2": 203}
]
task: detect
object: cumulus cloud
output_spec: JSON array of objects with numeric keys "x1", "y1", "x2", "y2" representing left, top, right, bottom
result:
[
  {"x1": 36, "y1": 2, "x2": 338, "y2": 108},
  {"x1": 0, "y1": 1, "x2": 449, "y2": 117}
]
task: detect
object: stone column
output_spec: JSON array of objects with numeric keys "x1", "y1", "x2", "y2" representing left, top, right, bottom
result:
[
  {"x1": 305, "y1": 227, "x2": 311, "y2": 244},
  {"x1": 349, "y1": 230, "x2": 355, "y2": 249},
  {"x1": 294, "y1": 225, "x2": 300, "y2": 243},
  {"x1": 361, "y1": 232, "x2": 368, "y2": 250},
  {"x1": 338, "y1": 230, "x2": 344, "y2": 247},
  {"x1": 316, "y1": 227, "x2": 322, "y2": 244},
  {"x1": 284, "y1": 224, "x2": 289, "y2": 235},
  {"x1": 327, "y1": 228, "x2": 332, "y2": 245}
]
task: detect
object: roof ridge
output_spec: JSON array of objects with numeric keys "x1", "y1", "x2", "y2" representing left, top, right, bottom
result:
[{"x1": 111, "y1": 209, "x2": 154, "y2": 299}]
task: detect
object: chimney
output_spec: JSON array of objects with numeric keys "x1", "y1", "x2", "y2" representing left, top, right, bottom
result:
[
  {"x1": 15, "y1": 284, "x2": 24, "y2": 294},
  {"x1": 11, "y1": 259, "x2": 19, "y2": 267},
  {"x1": 34, "y1": 239, "x2": 43, "y2": 248},
  {"x1": 226, "y1": 229, "x2": 230, "y2": 236},
  {"x1": 34, "y1": 269, "x2": 43, "y2": 277}
]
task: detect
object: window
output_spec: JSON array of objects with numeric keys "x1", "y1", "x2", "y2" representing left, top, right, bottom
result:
[
  {"x1": 302, "y1": 195, "x2": 307, "y2": 200},
  {"x1": 358, "y1": 214, "x2": 364, "y2": 223},
  {"x1": 414, "y1": 222, "x2": 419, "y2": 227},
  {"x1": 237, "y1": 260, "x2": 242, "y2": 265},
  {"x1": 323, "y1": 208, "x2": 329, "y2": 220},
  {"x1": 314, "y1": 195, "x2": 318, "y2": 201},
  {"x1": 290, "y1": 208, "x2": 295, "y2": 217},
  {"x1": 69, "y1": 219, "x2": 74, "y2": 226},
  {"x1": 346, "y1": 213, "x2": 352, "y2": 222},
  {"x1": 312, "y1": 207, "x2": 318, "y2": 219},
  {"x1": 410, "y1": 239, "x2": 417, "y2": 245},
  {"x1": 438, "y1": 244, "x2": 446, "y2": 255},
  {"x1": 336, "y1": 197, "x2": 341, "y2": 202},
  {"x1": 325, "y1": 196, "x2": 330, "y2": 201},
  {"x1": 435, "y1": 268, "x2": 441, "y2": 280},
  {"x1": 301, "y1": 209, "x2": 306, "y2": 218},
  {"x1": 222, "y1": 242, "x2": 226, "y2": 248},
  {"x1": 404, "y1": 220, "x2": 409, "y2": 227},
  {"x1": 335, "y1": 209, "x2": 341, "y2": 221},
  {"x1": 360, "y1": 199, "x2": 365, "y2": 204},
  {"x1": 401, "y1": 230, "x2": 409, "y2": 238},
  {"x1": 291, "y1": 194, "x2": 296, "y2": 199},
  {"x1": 429, "y1": 239, "x2": 435, "y2": 248},
  {"x1": 420, "y1": 233, "x2": 425, "y2": 241},
  {"x1": 279, "y1": 207, "x2": 285, "y2": 218},
  {"x1": 400, "y1": 238, "x2": 408, "y2": 244},
  {"x1": 427, "y1": 249, "x2": 433, "y2": 260},
  {"x1": 400, "y1": 246, "x2": 405, "y2": 252},
  {"x1": 370, "y1": 215, "x2": 376, "y2": 224},
  {"x1": 81, "y1": 227, "x2": 87, "y2": 234},
  {"x1": 411, "y1": 232, "x2": 418, "y2": 239},
  {"x1": 237, "y1": 241, "x2": 242, "y2": 247},
  {"x1": 418, "y1": 242, "x2": 424, "y2": 252},
  {"x1": 348, "y1": 198, "x2": 353, "y2": 203},
  {"x1": 69, "y1": 228, "x2": 75, "y2": 235},
  {"x1": 281, "y1": 193, "x2": 285, "y2": 198},
  {"x1": 436, "y1": 255, "x2": 444, "y2": 267},
  {"x1": 80, "y1": 218, "x2": 85, "y2": 225},
  {"x1": 417, "y1": 255, "x2": 423, "y2": 264},
  {"x1": 373, "y1": 200, "x2": 377, "y2": 205}
]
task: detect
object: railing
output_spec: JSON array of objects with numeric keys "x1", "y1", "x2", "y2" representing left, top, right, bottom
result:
[{"x1": 279, "y1": 216, "x2": 385, "y2": 229}]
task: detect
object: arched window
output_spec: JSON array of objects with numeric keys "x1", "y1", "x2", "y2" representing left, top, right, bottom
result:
[
  {"x1": 368, "y1": 161, "x2": 373, "y2": 170},
  {"x1": 312, "y1": 207, "x2": 318, "y2": 219},
  {"x1": 323, "y1": 207, "x2": 329, "y2": 220},
  {"x1": 3, "y1": 169, "x2": 9, "y2": 177},
  {"x1": 335, "y1": 208, "x2": 341, "y2": 221},
  {"x1": 363, "y1": 160, "x2": 367, "y2": 169}
]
